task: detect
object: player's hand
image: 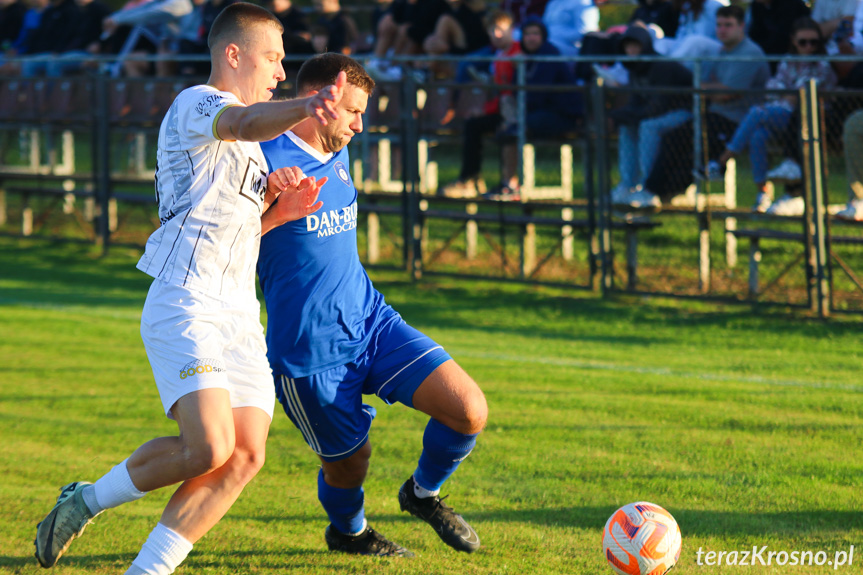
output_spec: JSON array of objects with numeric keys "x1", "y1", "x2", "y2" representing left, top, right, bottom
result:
[
  {"x1": 262, "y1": 174, "x2": 326, "y2": 233},
  {"x1": 306, "y1": 70, "x2": 346, "y2": 126},
  {"x1": 265, "y1": 166, "x2": 304, "y2": 205}
]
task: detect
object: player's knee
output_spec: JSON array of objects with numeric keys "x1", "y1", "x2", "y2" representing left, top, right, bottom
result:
[
  {"x1": 232, "y1": 444, "x2": 266, "y2": 483},
  {"x1": 184, "y1": 434, "x2": 235, "y2": 476},
  {"x1": 463, "y1": 393, "x2": 488, "y2": 435}
]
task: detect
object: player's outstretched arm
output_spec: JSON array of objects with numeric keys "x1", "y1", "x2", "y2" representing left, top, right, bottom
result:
[
  {"x1": 261, "y1": 169, "x2": 326, "y2": 235},
  {"x1": 216, "y1": 71, "x2": 347, "y2": 142}
]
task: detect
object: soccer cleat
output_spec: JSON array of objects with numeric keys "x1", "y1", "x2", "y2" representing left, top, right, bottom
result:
[
  {"x1": 34, "y1": 482, "x2": 101, "y2": 568},
  {"x1": 836, "y1": 199, "x2": 863, "y2": 221},
  {"x1": 766, "y1": 158, "x2": 802, "y2": 183},
  {"x1": 438, "y1": 178, "x2": 485, "y2": 199},
  {"x1": 398, "y1": 476, "x2": 480, "y2": 553},
  {"x1": 324, "y1": 524, "x2": 415, "y2": 557},
  {"x1": 766, "y1": 194, "x2": 805, "y2": 216}
]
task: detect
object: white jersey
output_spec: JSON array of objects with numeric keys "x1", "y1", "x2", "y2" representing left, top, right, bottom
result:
[{"x1": 137, "y1": 85, "x2": 269, "y2": 300}]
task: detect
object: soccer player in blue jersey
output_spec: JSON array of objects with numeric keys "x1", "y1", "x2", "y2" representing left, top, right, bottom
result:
[{"x1": 258, "y1": 53, "x2": 488, "y2": 557}]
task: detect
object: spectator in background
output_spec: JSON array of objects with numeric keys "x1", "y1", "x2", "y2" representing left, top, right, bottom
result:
[
  {"x1": 837, "y1": 109, "x2": 863, "y2": 220},
  {"x1": 746, "y1": 0, "x2": 810, "y2": 69},
  {"x1": 44, "y1": 0, "x2": 111, "y2": 75},
  {"x1": 500, "y1": 0, "x2": 548, "y2": 26},
  {"x1": 439, "y1": 9, "x2": 518, "y2": 197},
  {"x1": 101, "y1": 0, "x2": 193, "y2": 76},
  {"x1": 269, "y1": 0, "x2": 313, "y2": 62},
  {"x1": 633, "y1": 4, "x2": 769, "y2": 209},
  {"x1": 368, "y1": 0, "x2": 452, "y2": 80},
  {"x1": 653, "y1": 0, "x2": 725, "y2": 61},
  {"x1": 423, "y1": 0, "x2": 489, "y2": 78},
  {"x1": 0, "y1": 0, "x2": 27, "y2": 51},
  {"x1": 0, "y1": 0, "x2": 42, "y2": 71},
  {"x1": 717, "y1": 17, "x2": 835, "y2": 216},
  {"x1": 424, "y1": 0, "x2": 488, "y2": 57},
  {"x1": 542, "y1": 0, "x2": 599, "y2": 54},
  {"x1": 809, "y1": 0, "x2": 857, "y2": 41},
  {"x1": 610, "y1": 25, "x2": 693, "y2": 207},
  {"x1": 441, "y1": 14, "x2": 580, "y2": 200},
  {"x1": 17, "y1": 0, "x2": 80, "y2": 76},
  {"x1": 312, "y1": 0, "x2": 359, "y2": 55},
  {"x1": 629, "y1": 0, "x2": 679, "y2": 39}
]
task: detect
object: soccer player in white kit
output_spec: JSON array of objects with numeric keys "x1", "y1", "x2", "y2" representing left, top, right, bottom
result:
[{"x1": 33, "y1": 3, "x2": 346, "y2": 573}]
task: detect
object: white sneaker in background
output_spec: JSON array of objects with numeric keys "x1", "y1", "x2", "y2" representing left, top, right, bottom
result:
[
  {"x1": 766, "y1": 194, "x2": 805, "y2": 216},
  {"x1": 835, "y1": 198, "x2": 863, "y2": 221},
  {"x1": 766, "y1": 158, "x2": 802, "y2": 183},
  {"x1": 626, "y1": 187, "x2": 662, "y2": 210}
]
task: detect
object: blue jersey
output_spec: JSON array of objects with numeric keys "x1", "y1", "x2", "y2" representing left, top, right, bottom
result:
[{"x1": 258, "y1": 132, "x2": 386, "y2": 378}]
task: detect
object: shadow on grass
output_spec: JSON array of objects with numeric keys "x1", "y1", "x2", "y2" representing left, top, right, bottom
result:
[{"x1": 236, "y1": 507, "x2": 863, "y2": 536}]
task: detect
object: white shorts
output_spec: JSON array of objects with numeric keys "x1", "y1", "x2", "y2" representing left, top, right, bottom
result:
[{"x1": 140, "y1": 280, "x2": 275, "y2": 420}]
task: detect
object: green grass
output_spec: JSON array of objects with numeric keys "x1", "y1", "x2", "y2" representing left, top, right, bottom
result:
[{"x1": 0, "y1": 236, "x2": 861, "y2": 574}]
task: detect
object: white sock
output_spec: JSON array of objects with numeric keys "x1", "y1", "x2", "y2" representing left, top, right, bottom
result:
[
  {"x1": 128, "y1": 522, "x2": 193, "y2": 575},
  {"x1": 87, "y1": 459, "x2": 146, "y2": 514},
  {"x1": 413, "y1": 479, "x2": 440, "y2": 499}
]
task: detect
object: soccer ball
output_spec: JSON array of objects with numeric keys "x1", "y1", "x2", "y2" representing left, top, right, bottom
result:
[{"x1": 602, "y1": 501, "x2": 682, "y2": 575}]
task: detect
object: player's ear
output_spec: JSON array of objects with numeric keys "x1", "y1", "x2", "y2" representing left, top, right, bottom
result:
[{"x1": 225, "y1": 42, "x2": 241, "y2": 68}]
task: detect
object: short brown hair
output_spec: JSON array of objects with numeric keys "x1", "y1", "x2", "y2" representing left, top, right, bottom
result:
[
  {"x1": 296, "y1": 53, "x2": 375, "y2": 96},
  {"x1": 483, "y1": 9, "x2": 513, "y2": 31},
  {"x1": 208, "y1": 2, "x2": 283, "y2": 52}
]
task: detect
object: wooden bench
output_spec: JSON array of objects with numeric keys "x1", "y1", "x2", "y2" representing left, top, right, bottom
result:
[
  {"x1": 405, "y1": 196, "x2": 658, "y2": 288},
  {"x1": 731, "y1": 226, "x2": 863, "y2": 298}
]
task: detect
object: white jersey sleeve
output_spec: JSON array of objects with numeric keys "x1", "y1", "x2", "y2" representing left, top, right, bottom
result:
[{"x1": 136, "y1": 85, "x2": 269, "y2": 301}]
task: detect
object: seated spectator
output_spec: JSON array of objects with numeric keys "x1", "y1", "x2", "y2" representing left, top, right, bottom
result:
[
  {"x1": 746, "y1": 0, "x2": 810, "y2": 71},
  {"x1": 542, "y1": 0, "x2": 599, "y2": 55},
  {"x1": 0, "y1": 0, "x2": 45, "y2": 68},
  {"x1": 829, "y1": 0, "x2": 863, "y2": 87},
  {"x1": 837, "y1": 109, "x2": 863, "y2": 220},
  {"x1": 42, "y1": 0, "x2": 110, "y2": 76},
  {"x1": 810, "y1": 0, "x2": 857, "y2": 42},
  {"x1": 610, "y1": 25, "x2": 693, "y2": 207},
  {"x1": 716, "y1": 17, "x2": 836, "y2": 216},
  {"x1": 424, "y1": 0, "x2": 489, "y2": 56},
  {"x1": 268, "y1": 0, "x2": 313, "y2": 62},
  {"x1": 17, "y1": 0, "x2": 80, "y2": 77},
  {"x1": 368, "y1": 0, "x2": 452, "y2": 80},
  {"x1": 101, "y1": 0, "x2": 193, "y2": 76},
  {"x1": 312, "y1": 0, "x2": 359, "y2": 55},
  {"x1": 653, "y1": 0, "x2": 724, "y2": 62},
  {"x1": 500, "y1": 0, "x2": 548, "y2": 27},
  {"x1": 423, "y1": 0, "x2": 488, "y2": 78},
  {"x1": 440, "y1": 14, "x2": 581, "y2": 199},
  {"x1": 629, "y1": 0, "x2": 678, "y2": 40},
  {"x1": 630, "y1": 4, "x2": 770, "y2": 209},
  {"x1": 0, "y1": 0, "x2": 27, "y2": 51}
]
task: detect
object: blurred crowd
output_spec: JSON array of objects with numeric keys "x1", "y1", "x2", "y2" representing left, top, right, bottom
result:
[{"x1": 0, "y1": 0, "x2": 861, "y2": 217}]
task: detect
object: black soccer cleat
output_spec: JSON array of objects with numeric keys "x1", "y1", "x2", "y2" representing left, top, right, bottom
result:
[
  {"x1": 398, "y1": 476, "x2": 480, "y2": 553},
  {"x1": 324, "y1": 524, "x2": 415, "y2": 557}
]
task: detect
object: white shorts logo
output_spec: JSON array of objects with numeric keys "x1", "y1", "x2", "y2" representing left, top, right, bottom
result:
[{"x1": 179, "y1": 358, "x2": 226, "y2": 380}]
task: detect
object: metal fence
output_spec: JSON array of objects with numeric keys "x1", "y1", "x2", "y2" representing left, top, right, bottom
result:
[{"x1": 0, "y1": 53, "x2": 861, "y2": 317}]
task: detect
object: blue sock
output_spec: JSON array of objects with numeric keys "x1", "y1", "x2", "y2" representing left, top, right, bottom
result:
[
  {"x1": 317, "y1": 469, "x2": 365, "y2": 536},
  {"x1": 413, "y1": 418, "x2": 479, "y2": 493}
]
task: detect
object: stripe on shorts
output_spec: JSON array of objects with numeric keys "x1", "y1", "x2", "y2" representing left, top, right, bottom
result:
[
  {"x1": 280, "y1": 375, "x2": 321, "y2": 454},
  {"x1": 375, "y1": 345, "x2": 443, "y2": 396}
]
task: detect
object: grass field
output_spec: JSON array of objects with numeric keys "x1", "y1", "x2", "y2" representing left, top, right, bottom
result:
[{"x1": 1, "y1": 236, "x2": 862, "y2": 575}]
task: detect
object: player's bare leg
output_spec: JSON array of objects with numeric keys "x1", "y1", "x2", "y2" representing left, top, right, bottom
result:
[
  {"x1": 122, "y1": 401, "x2": 269, "y2": 574},
  {"x1": 399, "y1": 360, "x2": 487, "y2": 553}
]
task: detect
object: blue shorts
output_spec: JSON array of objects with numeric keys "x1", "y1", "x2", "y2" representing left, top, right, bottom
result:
[{"x1": 274, "y1": 309, "x2": 451, "y2": 462}]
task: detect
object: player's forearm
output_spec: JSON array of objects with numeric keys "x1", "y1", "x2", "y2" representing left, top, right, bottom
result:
[{"x1": 231, "y1": 98, "x2": 314, "y2": 142}]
